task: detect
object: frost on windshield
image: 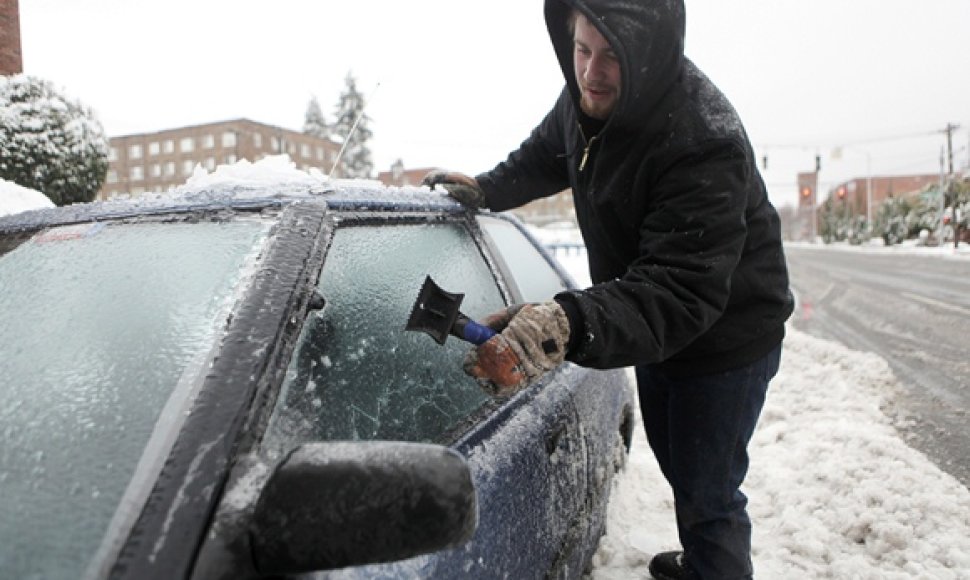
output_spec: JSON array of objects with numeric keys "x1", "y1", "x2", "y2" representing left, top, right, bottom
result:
[
  {"x1": 0, "y1": 218, "x2": 269, "y2": 580},
  {"x1": 262, "y1": 222, "x2": 506, "y2": 459}
]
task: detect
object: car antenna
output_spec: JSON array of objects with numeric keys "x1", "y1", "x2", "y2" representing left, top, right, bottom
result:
[{"x1": 328, "y1": 81, "x2": 380, "y2": 180}]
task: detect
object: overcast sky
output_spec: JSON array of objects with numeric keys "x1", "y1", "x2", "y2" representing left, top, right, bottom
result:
[{"x1": 19, "y1": 0, "x2": 970, "y2": 208}]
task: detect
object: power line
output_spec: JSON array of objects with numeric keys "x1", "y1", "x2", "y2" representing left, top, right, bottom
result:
[{"x1": 756, "y1": 125, "x2": 957, "y2": 151}]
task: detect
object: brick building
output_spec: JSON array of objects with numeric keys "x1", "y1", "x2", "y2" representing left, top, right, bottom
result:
[
  {"x1": 377, "y1": 159, "x2": 433, "y2": 187},
  {"x1": 0, "y1": 0, "x2": 23, "y2": 75},
  {"x1": 102, "y1": 119, "x2": 340, "y2": 199},
  {"x1": 826, "y1": 174, "x2": 941, "y2": 217}
]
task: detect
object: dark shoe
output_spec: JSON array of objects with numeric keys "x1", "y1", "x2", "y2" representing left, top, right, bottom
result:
[{"x1": 649, "y1": 551, "x2": 698, "y2": 580}]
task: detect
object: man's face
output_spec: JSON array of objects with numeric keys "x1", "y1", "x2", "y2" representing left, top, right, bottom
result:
[{"x1": 573, "y1": 14, "x2": 621, "y2": 120}]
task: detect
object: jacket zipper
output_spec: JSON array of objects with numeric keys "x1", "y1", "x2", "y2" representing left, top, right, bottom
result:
[{"x1": 578, "y1": 124, "x2": 599, "y2": 172}]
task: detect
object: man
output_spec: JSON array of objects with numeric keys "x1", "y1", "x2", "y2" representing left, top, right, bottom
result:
[{"x1": 423, "y1": 1, "x2": 793, "y2": 578}]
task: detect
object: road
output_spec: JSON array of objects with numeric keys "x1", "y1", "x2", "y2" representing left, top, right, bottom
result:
[{"x1": 785, "y1": 245, "x2": 970, "y2": 487}]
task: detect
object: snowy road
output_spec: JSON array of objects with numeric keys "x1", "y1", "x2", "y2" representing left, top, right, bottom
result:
[{"x1": 786, "y1": 244, "x2": 970, "y2": 487}]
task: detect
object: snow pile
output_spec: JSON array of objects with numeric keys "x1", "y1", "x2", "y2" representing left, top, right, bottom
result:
[
  {"x1": 591, "y1": 328, "x2": 970, "y2": 578},
  {"x1": 181, "y1": 154, "x2": 328, "y2": 192},
  {"x1": 176, "y1": 154, "x2": 396, "y2": 200},
  {"x1": 0, "y1": 178, "x2": 55, "y2": 217}
]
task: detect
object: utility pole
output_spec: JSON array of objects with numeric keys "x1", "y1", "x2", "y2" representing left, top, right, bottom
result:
[
  {"x1": 945, "y1": 123, "x2": 958, "y2": 175},
  {"x1": 939, "y1": 146, "x2": 946, "y2": 244},
  {"x1": 943, "y1": 123, "x2": 961, "y2": 248}
]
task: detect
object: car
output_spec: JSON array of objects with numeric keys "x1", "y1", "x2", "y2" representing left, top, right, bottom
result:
[{"x1": 0, "y1": 175, "x2": 635, "y2": 580}]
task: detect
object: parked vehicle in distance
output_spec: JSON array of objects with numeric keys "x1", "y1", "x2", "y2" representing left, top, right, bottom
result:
[{"x1": 0, "y1": 177, "x2": 635, "y2": 579}]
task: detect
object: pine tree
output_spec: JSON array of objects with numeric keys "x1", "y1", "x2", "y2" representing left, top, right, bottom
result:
[
  {"x1": 330, "y1": 72, "x2": 373, "y2": 179},
  {"x1": 302, "y1": 95, "x2": 330, "y2": 139},
  {"x1": 0, "y1": 75, "x2": 108, "y2": 206}
]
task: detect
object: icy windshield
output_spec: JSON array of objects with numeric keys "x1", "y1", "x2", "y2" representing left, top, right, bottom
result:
[{"x1": 0, "y1": 218, "x2": 270, "y2": 580}]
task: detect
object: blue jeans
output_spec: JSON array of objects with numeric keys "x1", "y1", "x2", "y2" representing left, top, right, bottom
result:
[{"x1": 636, "y1": 345, "x2": 781, "y2": 580}]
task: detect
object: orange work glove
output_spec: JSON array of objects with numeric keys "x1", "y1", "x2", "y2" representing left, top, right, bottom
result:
[{"x1": 464, "y1": 301, "x2": 571, "y2": 397}]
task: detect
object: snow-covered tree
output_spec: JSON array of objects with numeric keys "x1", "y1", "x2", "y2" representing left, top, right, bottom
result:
[
  {"x1": 875, "y1": 196, "x2": 910, "y2": 246},
  {"x1": 303, "y1": 95, "x2": 330, "y2": 139},
  {"x1": 330, "y1": 72, "x2": 373, "y2": 179},
  {"x1": 0, "y1": 75, "x2": 108, "y2": 206}
]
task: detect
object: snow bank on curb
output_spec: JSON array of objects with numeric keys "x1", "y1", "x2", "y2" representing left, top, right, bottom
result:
[{"x1": 592, "y1": 328, "x2": 970, "y2": 579}]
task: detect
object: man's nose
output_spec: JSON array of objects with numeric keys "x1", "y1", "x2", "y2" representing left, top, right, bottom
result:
[
  {"x1": 586, "y1": 53, "x2": 607, "y2": 82},
  {"x1": 585, "y1": 54, "x2": 607, "y2": 83}
]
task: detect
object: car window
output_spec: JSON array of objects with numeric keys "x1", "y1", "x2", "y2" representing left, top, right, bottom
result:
[
  {"x1": 477, "y1": 216, "x2": 570, "y2": 301},
  {"x1": 261, "y1": 221, "x2": 504, "y2": 458},
  {"x1": 0, "y1": 218, "x2": 270, "y2": 580}
]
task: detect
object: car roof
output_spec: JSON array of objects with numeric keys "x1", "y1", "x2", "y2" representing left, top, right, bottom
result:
[{"x1": 0, "y1": 179, "x2": 467, "y2": 234}]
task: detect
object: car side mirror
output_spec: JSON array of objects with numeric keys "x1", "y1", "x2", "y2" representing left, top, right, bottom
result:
[{"x1": 250, "y1": 441, "x2": 477, "y2": 575}]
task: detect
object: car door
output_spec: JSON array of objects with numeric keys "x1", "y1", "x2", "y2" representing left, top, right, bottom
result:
[{"x1": 238, "y1": 211, "x2": 588, "y2": 579}]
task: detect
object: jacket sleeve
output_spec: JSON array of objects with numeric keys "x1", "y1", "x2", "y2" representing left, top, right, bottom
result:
[
  {"x1": 475, "y1": 90, "x2": 572, "y2": 211},
  {"x1": 555, "y1": 138, "x2": 754, "y2": 369}
]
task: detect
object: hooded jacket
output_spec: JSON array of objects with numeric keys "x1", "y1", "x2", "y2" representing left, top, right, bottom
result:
[{"x1": 476, "y1": 0, "x2": 793, "y2": 376}]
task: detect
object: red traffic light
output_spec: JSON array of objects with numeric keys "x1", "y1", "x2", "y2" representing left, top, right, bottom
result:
[
  {"x1": 801, "y1": 186, "x2": 812, "y2": 198},
  {"x1": 836, "y1": 187, "x2": 846, "y2": 199}
]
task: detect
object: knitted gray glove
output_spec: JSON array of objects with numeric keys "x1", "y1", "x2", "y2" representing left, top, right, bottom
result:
[{"x1": 464, "y1": 301, "x2": 570, "y2": 397}]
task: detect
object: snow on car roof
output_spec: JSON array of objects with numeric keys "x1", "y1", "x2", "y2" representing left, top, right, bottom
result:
[{"x1": 0, "y1": 155, "x2": 461, "y2": 232}]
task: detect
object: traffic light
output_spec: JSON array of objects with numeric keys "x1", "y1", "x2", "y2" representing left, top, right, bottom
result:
[
  {"x1": 836, "y1": 186, "x2": 846, "y2": 200},
  {"x1": 801, "y1": 186, "x2": 813, "y2": 199}
]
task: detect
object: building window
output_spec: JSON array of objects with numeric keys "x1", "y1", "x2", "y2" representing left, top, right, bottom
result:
[
  {"x1": 222, "y1": 131, "x2": 236, "y2": 148},
  {"x1": 203, "y1": 134, "x2": 215, "y2": 149},
  {"x1": 130, "y1": 166, "x2": 144, "y2": 181},
  {"x1": 182, "y1": 160, "x2": 195, "y2": 176},
  {"x1": 205, "y1": 157, "x2": 216, "y2": 171},
  {"x1": 316, "y1": 146, "x2": 324, "y2": 161},
  {"x1": 271, "y1": 137, "x2": 280, "y2": 153},
  {"x1": 301, "y1": 144, "x2": 311, "y2": 159},
  {"x1": 108, "y1": 147, "x2": 118, "y2": 162},
  {"x1": 129, "y1": 144, "x2": 142, "y2": 160},
  {"x1": 148, "y1": 142, "x2": 160, "y2": 156},
  {"x1": 106, "y1": 170, "x2": 118, "y2": 184},
  {"x1": 163, "y1": 140, "x2": 175, "y2": 154},
  {"x1": 150, "y1": 163, "x2": 162, "y2": 178},
  {"x1": 224, "y1": 154, "x2": 237, "y2": 165},
  {"x1": 253, "y1": 133, "x2": 262, "y2": 148},
  {"x1": 180, "y1": 137, "x2": 195, "y2": 153},
  {"x1": 164, "y1": 161, "x2": 175, "y2": 177}
]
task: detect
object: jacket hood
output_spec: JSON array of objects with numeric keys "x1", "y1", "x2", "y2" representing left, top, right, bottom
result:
[{"x1": 545, "y1": 0, "x2": 686, "y2": 130}]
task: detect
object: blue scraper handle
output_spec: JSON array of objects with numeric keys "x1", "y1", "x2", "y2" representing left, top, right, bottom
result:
[{"x1": 454, "y1": 316, "x2": 497, "y2": 346}]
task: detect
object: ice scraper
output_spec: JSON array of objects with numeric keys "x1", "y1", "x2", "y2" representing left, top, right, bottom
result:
[{"x1": 405, "y1": 275, "x2": 496, "y2": 346}]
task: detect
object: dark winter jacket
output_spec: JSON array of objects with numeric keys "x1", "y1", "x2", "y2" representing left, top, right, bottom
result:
[{"x1": 475, "y1": 0, "x2": 794, "y2": 376}]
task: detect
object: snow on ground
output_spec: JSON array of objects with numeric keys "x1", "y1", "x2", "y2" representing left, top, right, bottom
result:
[
  {"x1": 549, "y1": 247, "x2": 970, "y2": 579},
  {"x1": 0, "y1": 178, "x2": 55, "y2": 217},
  {"x1": 787, "y1": 238, "x2": 970, "y2": 261}
]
